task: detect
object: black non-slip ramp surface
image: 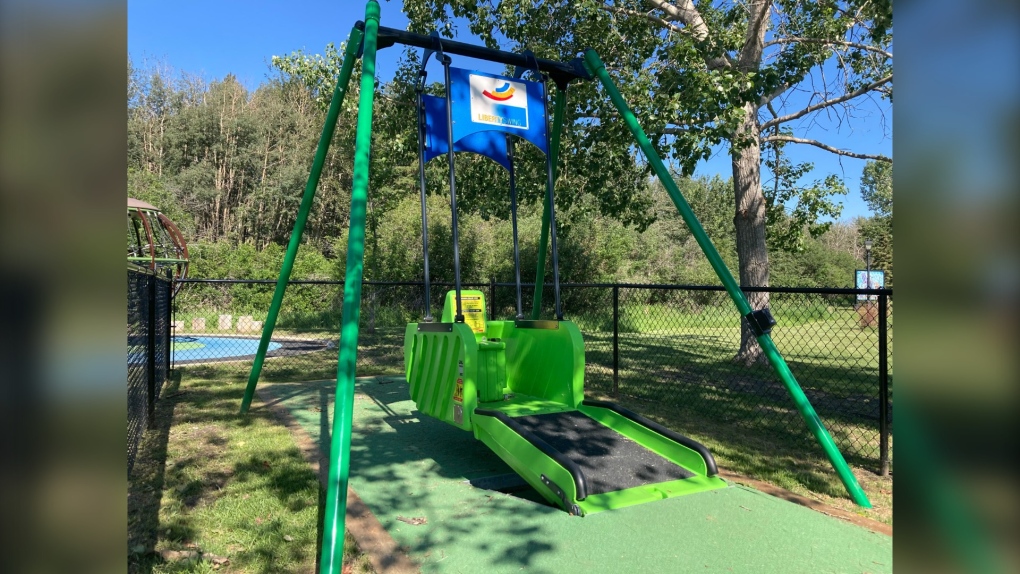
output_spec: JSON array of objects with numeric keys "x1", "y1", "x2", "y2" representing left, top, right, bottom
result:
[{"x1": 512, "y1": 411, "x2": 693, "y2": 496}]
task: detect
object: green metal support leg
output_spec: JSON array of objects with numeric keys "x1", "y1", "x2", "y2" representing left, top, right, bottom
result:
[
  {"x1": 583, "y1": 49, "x2": 872, "y2": 508},
  {"x1": 530, "y1": 88, "x2": 566, "y2": 319},
  {"x1": 239, "y1": 23, "x2": 365, "y2": 414},
  {"x1": 320, "y1": 2, "x2": 380, "y2": 572}
]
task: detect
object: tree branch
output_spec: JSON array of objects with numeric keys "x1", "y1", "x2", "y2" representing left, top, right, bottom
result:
[
  {"x1": 758, "y1": 80, "x2": 794, "y2": 107},
  {"x1": 761, "y1": 74, "x2": 892, "y2": 130},
  {"x1": 599, "y1": 5, "x2": 685, "y2": 34},
  {"x1": 737, "y1": 1, "x2": 772, "y2": 70},
  {"x1": 764, "y1": 37, "x2": 893, "y2": 60},
  {"x1": 644, "y1": 0, "x2": 732, "y2": 69},
  {"x1": 762, "y1": 134, "x2": 891, "y2": 162}
]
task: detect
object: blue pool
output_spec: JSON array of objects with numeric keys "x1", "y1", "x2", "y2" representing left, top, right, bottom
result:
[{"x1": 173, "y1": 336, "x2": 282, "y2": 362}]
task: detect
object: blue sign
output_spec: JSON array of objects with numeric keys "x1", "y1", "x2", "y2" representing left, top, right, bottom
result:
[
  {"x1": 855, "y1": 270, "x2": 885, "y2": 300},
  {"x1": 422, "y1": 95, "x2": 511, "y2": 171},
  {"x1": 449, "y1": 67, "x2": 548, "y2": 155}
]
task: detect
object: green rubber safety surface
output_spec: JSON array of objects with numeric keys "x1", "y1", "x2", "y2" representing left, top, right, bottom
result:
[{"x1": 260, "y1": 377, "x2": 891, "y2": 574}]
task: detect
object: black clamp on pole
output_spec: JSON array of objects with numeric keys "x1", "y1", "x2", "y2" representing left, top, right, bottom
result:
[
  {"x1": 514, "y1": 49, "x2": 542, "y2": 80},
  {"x1": 429, "y1": 32, "x2": 453, "y2": 67},
  {"x1": 354, "y1": 21, "x2": 367, "y2": 57},
  {"x1": 744, "y1": 308, "x2": 777, "y2": 337},
  {"x1": 416, "y1": 43, "x2": 434, "y2": 93}
]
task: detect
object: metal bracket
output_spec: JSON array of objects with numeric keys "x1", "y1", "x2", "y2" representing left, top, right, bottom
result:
[
  {"x1": 514, "y1": 49, "x2": 542, "y2": 81},
  {"x1": 541, "y1": 474, "x2": 582, "y2": 516},
  {"x1": 430, "y1": 31, "x2": 452, "y2": 65},
  {"x1": 744, "y1": 308, "x2": 777, "y2": 337}
]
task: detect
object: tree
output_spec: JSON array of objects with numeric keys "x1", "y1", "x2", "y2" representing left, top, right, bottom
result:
[
  {"x1": 860, "y1": 159, "x2": 892, "y2": 217},
  {"x1": 402, "y1": 0, "x2": 892, "y2": 364},
  {"x1": 858, "y1": 159, "x2": 892, "y2": 284},
  {"x1": 762, "y1": 137, "x2": 845, "y2": 253}
]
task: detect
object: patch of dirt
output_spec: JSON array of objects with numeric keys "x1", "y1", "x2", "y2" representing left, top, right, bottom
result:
[
  {"x1": 182, "y1": 469, "x2": 234, "y2": 508},
  {"x1": 396, "y1": 516, "x2": 427, "y2": 526}
]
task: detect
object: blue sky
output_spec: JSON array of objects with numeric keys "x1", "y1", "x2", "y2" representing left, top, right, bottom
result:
[{"x1": 128, "y1": 0, "x2": 890, "y2": 221}]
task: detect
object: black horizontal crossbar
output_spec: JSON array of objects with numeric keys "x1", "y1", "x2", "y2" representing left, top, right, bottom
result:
[{"x1": 372, "y1": 25, "x2": 590, "y2": 87}]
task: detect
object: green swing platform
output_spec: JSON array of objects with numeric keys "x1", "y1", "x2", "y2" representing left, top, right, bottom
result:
[{"x1": 405, "y1": 290, "x2": 727, "y2": 515}]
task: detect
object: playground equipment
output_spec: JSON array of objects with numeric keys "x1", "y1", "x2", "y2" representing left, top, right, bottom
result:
[
  {"x1": 240, "y1": 2, "x2": 871, "y2": 570},
  {"x1": 403, "y1": 51, "x2": 725, "y2": 514},
  {"x1": 127, "y1": 197, "x2": 189, "y2": 294},
  {"x1": 405, "y1": 290, "x2": 726, "y2": 515}
]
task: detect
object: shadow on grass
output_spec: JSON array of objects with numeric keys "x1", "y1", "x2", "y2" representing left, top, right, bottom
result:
[
  {"x1": 128, "y1": 370, "x2": 186, "y2": 574},
  {"x1": 581, "y1": 330, "x2": 891, "y2": 470},
  {"x1": 179, "y1": 322, "x2": 888, "y2": 511},
  {"x1": 129, "y1": 369, "x2": 324, "y2": 574}
]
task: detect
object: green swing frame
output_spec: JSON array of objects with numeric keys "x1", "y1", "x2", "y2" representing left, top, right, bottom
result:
[{"x1": 237, "y1": 2, "x2": 871, "y2": 571}]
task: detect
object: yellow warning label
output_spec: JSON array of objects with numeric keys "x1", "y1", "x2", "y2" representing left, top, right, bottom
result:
[
  {"x1": 461, "y1": 295, "x2": 486, "y2": 334},
  {"x1": 453, "y1": 378, "x2": 464, "y2": 403}
]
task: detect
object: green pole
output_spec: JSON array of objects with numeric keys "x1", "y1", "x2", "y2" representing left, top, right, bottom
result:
[
  {"x1": 320, "y1": 2, "x2": 379, "y2": 572},
  {"x1": 530, "y1": 87, "x2": 567, "y2": 319},
  {"x1": 240, "y1": 24, "x2": 365, "y2": 414},
  {"x1": 583, "y1": 49, "x2": 872, "y2": 508}
]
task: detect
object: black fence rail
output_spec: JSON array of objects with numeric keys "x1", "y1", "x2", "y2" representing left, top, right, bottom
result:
[
  {"x1": 174, "y1": 278, "x2": 892, "y2": 473},
  {"x1": 128, "y1": 266, "x2": 173, "y2": 474}
]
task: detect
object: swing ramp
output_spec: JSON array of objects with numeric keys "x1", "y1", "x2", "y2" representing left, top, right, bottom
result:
[{"x1": 405, "y1": 290, "x2": 726, "y2": 515}]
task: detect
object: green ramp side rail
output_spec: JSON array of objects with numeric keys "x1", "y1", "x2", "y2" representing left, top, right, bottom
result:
[
  {"x1": 582, "y1": 49, "x2": 871, "y2": 508},
  {"x1": 405, "y1": 290, "x2": 727, "y2": 515}
]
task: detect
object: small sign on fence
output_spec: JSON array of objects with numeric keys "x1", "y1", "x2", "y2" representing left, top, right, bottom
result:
[{"x1": 855, "y1": 270, "x2": 885, "y2": 300}]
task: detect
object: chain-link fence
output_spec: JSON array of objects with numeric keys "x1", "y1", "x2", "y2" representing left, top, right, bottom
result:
[
  {"x1": 128, "y1": 266, "x2": 173, "y2": 474},
  {"x1": 552, "y1": 284, "x2": 893, "y2": 474},
  {"x1": 174, "y1": 278, "x2": 892, "y2": 472}
]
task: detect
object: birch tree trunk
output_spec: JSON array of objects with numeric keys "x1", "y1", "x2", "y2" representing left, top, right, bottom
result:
[{"x1": 731, "y1": 101, "x2": 769, "y2": 366}]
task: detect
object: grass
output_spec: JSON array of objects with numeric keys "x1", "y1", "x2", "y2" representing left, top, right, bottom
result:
[
  {"x1": 581, "y1": 317, "x2": 892, "y2": 462},
  {"x1": 127, "y1": 369, "x2": 374, "y2": 573},
  {"x1": 134, "y1": 307, "x2": 891, "y2": 573},
  {"x1": 171, "y1": 317, "x2": 892, "y2": 524}
]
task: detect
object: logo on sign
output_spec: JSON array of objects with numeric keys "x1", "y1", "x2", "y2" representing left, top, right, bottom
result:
[
  {"x1": 470, "y1": 74, "x2": 528, "y2": 130},
  {"x1": 483, "y1": 82, "x2": 515, "y2": 101}
]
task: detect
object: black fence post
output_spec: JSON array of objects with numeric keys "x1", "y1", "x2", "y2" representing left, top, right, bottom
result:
[
  {"x1": 489, "y1": 276, "x2": 497, "y2": 321},
  {"x1": 612, "y1": 284, "x2": 619, "y2": 396},
  {"x1": 146, "y1": 273, "x2": 157, "y2": 429},
  {"x1": 878, "y1": 292, "x2": 890, "y2": 475},
  {"x1": 170, "y1": 279, "x2": 176, "y2": 372},
  {"x1": 165, "y1": 271, "x2": 173, "y2": 377}
]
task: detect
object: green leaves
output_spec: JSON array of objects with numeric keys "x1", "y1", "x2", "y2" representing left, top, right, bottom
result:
[
  {"x1": 860, "y1": 160, "x2": 892, "y2": 217},
  {"x1": 763, "y1": 135, "x2": 845, "y2": 252},
  {"x1": 272, "y1": 42, "x2": 354, "y2": 113},
  {"x1": 858, "y1": 160, "x2": 893, "y2": 284}
]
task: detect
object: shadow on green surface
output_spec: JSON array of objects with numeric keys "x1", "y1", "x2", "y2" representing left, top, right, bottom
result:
[{"x1": 259, "y1": 378, "x2": 568, "y2": 573}]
